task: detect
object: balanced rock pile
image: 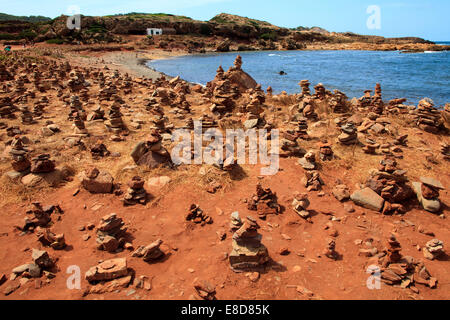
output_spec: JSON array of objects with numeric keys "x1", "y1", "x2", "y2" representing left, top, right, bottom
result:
[
  {"x1": 96, "y1": 213, "x2": 128, "y2": 253},
  {"x1": 30, "y1": 154, "x2": 55, "y2": 174},
  {"x1": 338, "y1": 122, "x2": 358, "y2": 145},
  {"x1": 439, "y1": 143, "x2": 449, "y2": 161},
  {"x1": 106, "y1": 101, "x2": 126, "y2": 134},
  {"x1": 318, "y1": 141, "x2": 333, "y2": 161},
  {"x1": 10, "y1": 136, "x2": 30, "y2": 173},
  {"x1": 123, "y1": 176, "x2": 148, "y2": 206},
  {"x1": 298, "y1": 150, "x2": 317, "y2": 170},
  {"x1": 410, "y1": 99, "x2": 444, "y2": 133},
  {"x1": 186, "y1": 204, "x2": 213, "y2": 225},
  {"x1": 365, "y1": 156, "x2": 413, "y2": 214},
  {"x1": 247, "y1": 183, "x2": 281, "y2": 219},
  {"x1": 130, "y1": 130, "x2": 171, "y2": 169},
  {"x1": 374, "y1": 235, "x2": 438, "y2": 289},
  {"x1": 423, "y1": 239, "x2": 444, "y2": 260},
  {"x1": 132, "y1": 239, "x2": 165, "y2": 263},
  {"x1": 412, "y1": 177, "x2": 444, "y2": 213},
  {"x1": 229, "y1": 216, "x2": 270, "y2": 272},
  {"x1": 292, "y1": 193, "x2": 311, "y2": 220}
]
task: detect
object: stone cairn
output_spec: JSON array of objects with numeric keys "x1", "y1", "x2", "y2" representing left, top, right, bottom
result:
[
  {"x1": 186, "y1": 204, "x2": 213, "y2": 226},
  {"x1": 10, "y1": 136, "x2": 30, "y2": 173},
  {"x1": 410, "y1": 98, "x2": 444, "y2": 133},
  {"x1": 19, "y1": 105, "x2": 34, "y2": 125},
  {"x1": 362, "y1": 137, "x2": 380, "y2": 154},
  {"x1": 292, "y1": 192, "x2": 311, "y2": 220},
  {"x1": 318, "y1": 141, "x2": 333, "y2": 161},
  {"x1": 370, "y1": 83, "x2": 384, "y2": 115},
  {"x1": 329, "y1": 90, "x2": 348, "y2": 113},
  {"x1": 90, "y1": 142, "x2": 110, "y2": 159},
  {"x1": 365, "y1": 155, "x2": 412, "y2": 215},
  {"x1": 132, "y1": 239, "x2": 165, "y2": 263},
  {"x1": 302, "y1": 171, "x2": 324, "y2": 192},
  {"x1": 123, "y1": 176, "x2": 148, "y2": 206},
  {"x1": 106, "y1": 101, "x2": 126, "y2": 134},
  {"x1": 412, "y1": 177, "x2": 444, "y2": 213},
  {"x1": 376, "y1": 235, "x2": 438, "y2": 289},
  {"x1": 0, "y1": 97, "x2": 15, "y2": 119},
  {"x1": 96, "y1": 213, "x2": 128, "y2": 253},
  {"x1": 423, "y1": 239, "x2": 444, "y2": 261},
  {"x1": 30, "y1": 154, "x2": 55, "y2": 174},
  {"x1": 323, "y1": 238, "x2": 338, "y2": 260},
  {"x1": 338, "y1": 121, "x2": 358, "y2": 145},
  {"x1": 247, "y1": 183, "x2": 281, "y2": 220},
  {"x1": 68, "y1": 95, "x2": 86, "y2": 121},
  {"x1": 299, "y1": 80, "x2": 311, "y2": 96},
  {"x1": 298, "y1": 150, "x2": 317, "y2": 170},
  {"x1": 229, "y1": 215, "x2": 270, "y2": 272},
  {"x1": 440, "y1": 143, "x2": 450, "y2": 161}
]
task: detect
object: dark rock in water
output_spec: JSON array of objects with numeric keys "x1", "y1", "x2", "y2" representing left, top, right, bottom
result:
[{"x1": 279, "y1": 71, "x2": 286, "y2": 75}]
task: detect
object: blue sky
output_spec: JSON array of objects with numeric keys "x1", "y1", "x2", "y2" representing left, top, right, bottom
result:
[{"x1": 1, "y1": 0, "x2": 449, "y2": 40}]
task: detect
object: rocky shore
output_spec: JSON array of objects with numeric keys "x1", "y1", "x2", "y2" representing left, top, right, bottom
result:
[{"x1": 0, "y1": 43, "x2": 448, "y2": 301}]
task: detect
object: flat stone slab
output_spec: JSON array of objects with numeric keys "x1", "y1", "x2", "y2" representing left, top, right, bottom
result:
[
  {"x1": 420, "y1": 177, "x2": 444, "y2": 190},
  {"x1": 350, "y1": 187, "x2": 385, "y2": 212}
]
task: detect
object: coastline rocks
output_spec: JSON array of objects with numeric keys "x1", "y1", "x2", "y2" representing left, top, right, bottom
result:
[
  {"x1": 229, "y1": 216, "x2": 270, "y2": 272},
  {"x1": 81, "y1": 168, "x2": 114, "y2": 194},
  {"x1": 350, "y1": 187, "x2": 385, "y2": 212}
]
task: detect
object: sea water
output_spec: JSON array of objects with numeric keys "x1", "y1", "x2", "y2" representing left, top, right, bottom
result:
[{"x1": 147, "y1": 49, "x2": 450, "y2": 107}]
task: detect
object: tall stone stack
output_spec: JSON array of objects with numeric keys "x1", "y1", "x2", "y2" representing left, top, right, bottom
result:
[
  {"x1": 295, "y1": 117, "x2": 309, "y2": 140},
  {"x1": 299, "y1": 80, "x2": 311, "y2": 96},
  {"x1": 10, "y1": 136, "x2": 30, "y2": 173},
  {"x1": 68, "y1": 95, "x2": 86, "y2": 121},
  {"x1": 72, "y1": 112, "x2": 89, "y2": 136},
  {"x1": 210, "y1": 79, "x2": 236, "y2": 114},
  {"x1": 411, "y1": 99, "x2": 444, "y2": 133},
  {"x1": 30, "y1": 154, "x2": 55, "y2": 174},
  {"x1": 314, "y1": 83, "x2": 326, "y2": 100},
  {"x1": 0, "y1": 97, "x2": 16, "y2": 119},
  {"x1": 329, "y1": 90, "x2": 348, "y2": 113},
  {"x1": 19, "y1": 106, "x2": 34, "y2": 125},
  {"x1": 338, "y1": 122, "x2": 358, "y2": 145},
  {"x1": 123, "y1": 176, "x2": 148, "y2": 206},
  {"x1": 106, "y1": 102, "x2": 126, "y2": 134},
  {"x1": 371, "y1": 83, "x2": 384, "y2": 114},
  {"x1": 299, "y1": 97, "x2": 318, "y2": 120},
  {"x1": 229, "y1": 216, "x2": 270, "y2": 272},
  {"x1": 96, "y1": 213, "x2": 127, "y2": 253}
]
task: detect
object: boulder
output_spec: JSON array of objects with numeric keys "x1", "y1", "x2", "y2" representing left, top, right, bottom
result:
[
  {"x1": 85, "y1": 258, "x2": 128, "y2": 283},
  {"x1": 81, "y1": 169, "x2": 114, "y2": 194},
  {"x1": 350, "y1": 187, "x2": 385, "y2": 212}
]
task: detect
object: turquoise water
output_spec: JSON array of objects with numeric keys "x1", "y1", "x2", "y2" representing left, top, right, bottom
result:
[{"x1": 147, "y1": 50, "x2": 450, "y2": 107}]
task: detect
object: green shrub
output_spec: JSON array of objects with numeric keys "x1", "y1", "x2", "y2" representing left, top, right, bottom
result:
[
  {"x1": 200, "y1": 24, "x2": 212, "y2": 36},
  {"x1": 46, "y1": 38, "x2": 64, "y2": 44},
  {"x1": 0, "y1": 33, "x2": 20, "y2": 40},
  {"x1": 260, "y1": 32, "x2": 278, "y2": 41}
]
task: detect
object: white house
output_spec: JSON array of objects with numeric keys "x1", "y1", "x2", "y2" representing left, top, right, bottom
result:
[{"x1": 147, "y1": 28, "x2": 163, "y2": 36}]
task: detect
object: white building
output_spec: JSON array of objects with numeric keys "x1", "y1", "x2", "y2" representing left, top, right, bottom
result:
[{"x1": 147, "y1": 28, "x2": 163, "y2": 36}]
